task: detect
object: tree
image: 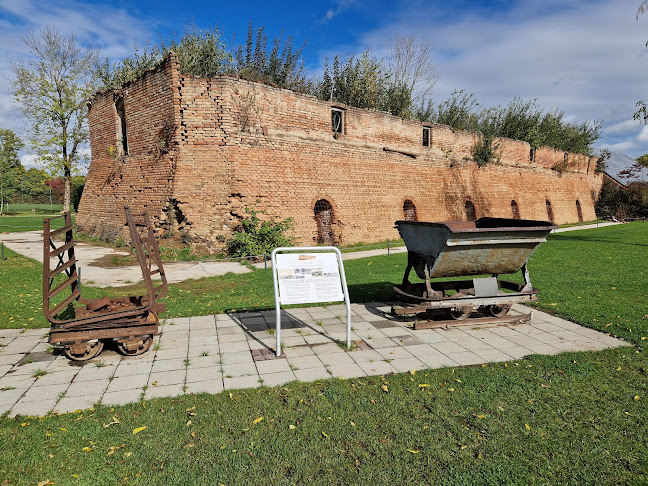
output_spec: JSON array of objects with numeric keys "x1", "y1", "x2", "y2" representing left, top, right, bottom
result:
[
  {"x1": 635, "y1": 3, "x2": 648, "y2": 123},
  {"x1": 0, "y1": 129, "x2": 24, "y2": 214},
  {"x1": 11, "y1": 27, "x2": 99, "y2": 212},
  {"x1": 386, "y1": 34, "x2": 438, "y2": 115}
]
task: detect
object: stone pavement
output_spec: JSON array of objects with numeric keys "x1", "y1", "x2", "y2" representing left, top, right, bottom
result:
[{"x1": 0, "y1": 303, "x2": 629, "y2": 418}]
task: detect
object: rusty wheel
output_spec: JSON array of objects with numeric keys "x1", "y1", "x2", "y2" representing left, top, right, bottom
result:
[
  {"x1": 488, "y1": 304, "x2": 511, "y2": 317},
  {"x1": 449, "y1": 306, "x2": 473, "y2": 320},
  {"x1": 117, "y1": 335, "x2": 153, "y2": 356},
  {"x1": 63, "y1": 340, "x2": 104, "y2": 361}
]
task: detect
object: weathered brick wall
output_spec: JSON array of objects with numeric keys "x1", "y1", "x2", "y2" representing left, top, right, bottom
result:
[
  {"x1": 76, "y1": 56, "x2": 181, "y2": 239},
  {"x1": 79, "y1": 55, "x2": 603, "y2": 249}
]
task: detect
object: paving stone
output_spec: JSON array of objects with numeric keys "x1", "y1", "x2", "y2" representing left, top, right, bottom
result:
[
  {"x1": 221, "y1": 351, "x2": 253, "y2": 366},
  {"x1": 311, "y1": 343, "x2": 345, "y2": 355},
  {"x1": 154, "y1": 348, "x2": 188, "y2": 360},
  {"x1": 31, "y1": 370, "x2": 79, "y2": 387},
  {"x1": 303, "y1": 333, "x2": 332, "y2": 345},
  {"x1": 186, "y1": 380, "x2": 224, "y2": 394},
  {"x1": 10, "y1": 398, "x2": 56, "y2": 417},
  {"x1": 219, "y1": 340, "x2": 250, "y2": 352},
  {"x1": 286, "y1": 355, "x2": 324, "y2": 370},
  {"x1": 416, "y1": 331, "x2": 451, "y2": 344},
  {"x1": 364, "y1": 337, "x2": 395, "y2": 349},
  {"x1": 114, "y1": 361, "x2": 154, "y2": 377},
  {"x1": 259, "y1": 371, "x2": 296, "y2": 387},
  {"x1": 498, "y1": 346, "x2": 533, "y2": 359},
  {"x1": 348, "y1": 349, "x2": 383, "y2": 363},
  {"x1": 188, "y1": 344, "x2": 221, "y2": 358},
  {"x1": 73, "y1": 364, "x2": 116, "y2": 382},
  {"x1": 224, "y1": 375, "x2": 261, "y2": 390},
  {"x1": 376, "y1": 346, "x2": 414, "y2": 360},
  {"x1": 54, "y1": 395, "x2": 100, "y2": 414},
  {"x1": 101, "y1": 388, "x2": 143, "y2": 406},
  {"x1": 217, "y1": 327, "x2": 246, "y2": 337},
  {"x1": 327, "y1": 363, "x2": 366, "y2": 379},
  {"x1": 151, "y1": 358, "x2": 186, "y2": 373},
  {"x1": 316, "y1": 352, "x2": 354, "y2": 367},
  {"x1": 255, "y1": 359, "x2": 291, "y2": 374},
  {"x1": 222, "y1": 361, "x2": 257, "y2": 378},
  {"x1": 66, "y1": 379, "x2": 110, "y2": 397},
  {"x1": 0, "y1": 388, "x2": 27, "y2": 407},
  {"x1": 430, "y1": 341, "x2": 469, "y2": 354},
  {"x1": 149, "y1": 369, "x2": 186, "y2": 387},
  {"x1": 0, "y1": 353, "x2": 25, "y2": 366},
  {"x1": 189, "y1": 315, "x2": 216, "y2": 328},
  {"x1": 294, "y1": 367, "x2": 331, "y2": 382},
  {"x1": 473, "y1": 348, "x2": 518, "y2": 363},
  {"x1": 416, "y1": 352, "x2": 460, "y2": 369},
  {"x1": 357, "y1": 360, "x2": 396, "y2": 376},
  {"x1": 283, "y1": 346, "x2": 315, "y2": 358},
  {"x1": 145, "y1": 383, "x2": 185, "y2": 400},
  {"x1": 389, "y1": 357, "x2": 427, "y2": 373},
  {"x1": 105, "y1": 374, "x2": 149, "y2": 393},
  {"x1": 186, "y1": 366, "x2": 222, "y2": 383},
  {"x1": 21, "y1": 382, "x2": 69, "y2": 402},
  {"x1": 444, "y1": 351, "x2": 486, "y2": 366}
]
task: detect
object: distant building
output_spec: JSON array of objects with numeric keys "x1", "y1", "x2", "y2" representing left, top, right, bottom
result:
[
  {"x1": 604, "y1": 152, "x2": 647, "y2": 188},
  {"x1": 77, "y1": 54, "x2": 603, "y2": 251}
]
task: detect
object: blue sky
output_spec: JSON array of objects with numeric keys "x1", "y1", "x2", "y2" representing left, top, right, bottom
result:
[{"x1": 0, "y1": 0, "x2": 647, "y2": 168}]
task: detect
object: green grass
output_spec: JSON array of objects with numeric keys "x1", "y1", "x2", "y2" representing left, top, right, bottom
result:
[
  {"x1": 0, "y1": 213, "x2": 73, "y2": 233},
  {"x1": 3, "y1": 203, "x2": 64, "y2": 213},
  {"x1": 0, "y1": 223, "x2": 647, "y2": 484}
]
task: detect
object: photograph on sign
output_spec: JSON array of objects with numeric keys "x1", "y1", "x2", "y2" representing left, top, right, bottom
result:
[{"x1": 276, "y1": 253, "x2": 344, "y2": 305}]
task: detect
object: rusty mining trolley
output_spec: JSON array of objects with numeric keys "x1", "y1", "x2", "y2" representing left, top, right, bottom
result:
[
  {"x1": 393, "y1": 217, "x2": 555, "y2": 329},
  {"x1": 43, "y1": 207, "x2": 167, "y2": 360}
]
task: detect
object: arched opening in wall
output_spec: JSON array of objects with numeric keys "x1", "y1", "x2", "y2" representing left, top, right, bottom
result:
[
  {"x1": 115, "y1": 96, "x2": 128, "y2": 156},
  {"x1": 511, "y1": 200, "x2": 520, "y2": 219},
  {"x1": 545, "y1": 199, "x2": 555, "y2": 222},
  {"x1": 464, "y1": 198, "x2": 476, "y2": 221},
  {"x1": 314, "y1": 199, "x2": 334, "y2": 244},
  {"x1": 576, "y1": 200, "x2": 583, "y2": 222},
  {"x1": 403, "y1": 199, "x2": 418, "y2": 221}
]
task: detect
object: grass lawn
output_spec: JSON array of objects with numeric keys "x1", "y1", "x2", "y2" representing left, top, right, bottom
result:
[{"x1": 0, "y1": 223, "x2": 647, "y2": 484}]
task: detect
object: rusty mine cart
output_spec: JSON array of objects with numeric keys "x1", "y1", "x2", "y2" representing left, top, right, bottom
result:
[
  {"x1": 393, "y1": 217, "x2": 555, "y2": 329},
  {"x1": 43, "y1": 207, "x2": 167, "y2": 361}
]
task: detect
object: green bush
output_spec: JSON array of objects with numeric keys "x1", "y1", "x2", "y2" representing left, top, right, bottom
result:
[{"x1": 225, "y1": 206, "x2": 295, "y2": 259}]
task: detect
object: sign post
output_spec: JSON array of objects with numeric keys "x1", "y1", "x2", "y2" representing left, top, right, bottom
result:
[{"x1": 271, "y1": 247, "x2": 351, "y2": 357}]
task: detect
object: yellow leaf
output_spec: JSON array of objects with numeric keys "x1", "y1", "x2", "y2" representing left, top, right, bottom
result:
[
  {"x1": 252, "y1": 417, "x2": 264, "y2": 425},
  {"x1": 418, "y1": 384, "x2": 430, "y2": 388},
  {"x1": 186, "y1": 406, "x2": 196, "y2": 412},
  {"x1": 132, "y1": 426, "x2": 148, "y2": 435},
  {"x1": 407, "y1": 449, "x2": 420, "y2": 454},
  {"x1": 460, "y1": 445, "x2": 467, "y2": 450},
  {"x1": 124, "y1": 452, "x2": 133, "y2": 458},
  {"x1": 475, "y1": 414, "x2": 486, "y2": 419},
  {"x1": 322, "y1": 431, "x2": 329, "y2": 438},
  {"x1": 350, "y1": 421, "x2": 356, "y2": 427},
  {"x1": 409, "y1": 369, "x2": 416, "y2": 375},
  {"x1": 229, "y1": 393, "x2": 233, "y2": 399},
  {"x1": 381, "y1": 384, "x2": 389, "y2": 393},
  {"x1": 82, "y1": 447, "x2": 92, "y2": 452},
  {"x1": 447, "y1": 388, "x2": 455, "y2": 392},
  {"x1": 634, "y1": 395, "x2": 640, "y2": 400},
  {"x1": 525, "y1": 423, "x2": 530, "y2": 430},
  {"x1": 152, "y1": 381, "x2": 159, "y2": 387},
  {"x1": 455, "y1": 379, "x2": 461, "y2": 383},
  {"x1": 541, "y1": 384, "x2": 549, "y2": 388},
  {"x1": 37, "y1": 481, "x2": 53, "y2": 486},
  {"x1": 186, "y1": 420, "x2": 192, "y2": 426},
  {"x1": 289, "y1": 424, "x2": 296, "y2": 430},
  {"x1": 21, "y1": 422, "x2": 29, "y2": 427},
  {"x1": 103, "y1": 417, "x2": 120, "y2": 428}
]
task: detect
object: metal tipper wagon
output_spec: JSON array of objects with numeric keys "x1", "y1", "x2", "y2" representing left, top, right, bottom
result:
[
  {"x1": 43, "y1": 207, "x2": 167, "y2": 360},
  {"x1": 393, "y1": 217, "x2": 555, "y2": 328}
]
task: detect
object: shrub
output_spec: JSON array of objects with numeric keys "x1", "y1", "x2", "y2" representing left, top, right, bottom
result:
[{"x1": 226, "y1": 206, "x2": 295, "y2": 259}]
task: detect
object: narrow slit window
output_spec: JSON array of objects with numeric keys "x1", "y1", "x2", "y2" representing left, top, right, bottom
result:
[
  {"x1": 563, "y1": 152, "x2": 568, "y2": 163},
  {"x1": 576, "y1": 200, "x2": 583, "y2": 222},
  {"x1": 546, "y1": 199, "x2": 554, "y2": 222},
  {"x1": 403, "y1": 199, "x2": 418, "y2": 221},
  {"x1": 314, "y1": 199, "x2": 334, "y2": 244},
  {"x1": 331, "y1": 109, "x2": 344, "y2": 134},
  {"x1": 511, "y1": 200, "x2": 520, "y2": 219},
  {"x1": 529, "y1": 147, "x2": 535, "y2": 162},
  {"x1": 422, "y1": 127, "x2": 430, "y2": 147},
  {"x1": 465, "y1": 198, "x2": 476, "y2": 221},
  {"x1": 115, "y1": 97, "x2": 128, "y2": 155}
]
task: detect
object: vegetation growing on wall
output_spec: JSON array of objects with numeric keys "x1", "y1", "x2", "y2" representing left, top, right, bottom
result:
[{"x1": 225, "y1": 206, "x2": 295, "y2": 259}]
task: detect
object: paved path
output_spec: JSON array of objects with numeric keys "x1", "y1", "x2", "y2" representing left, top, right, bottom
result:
[
  {"x1": 0, "y1": 231, "x2": 250, "y2": 287},
  {"x1": 0, "y1": 303, "x2": 629, "y2": 417}
]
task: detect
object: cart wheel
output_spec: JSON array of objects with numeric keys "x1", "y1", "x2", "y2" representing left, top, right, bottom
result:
[
  {"x1": 488, "y1": 304, "x2": 511, "y2": 317},
  {"x1": 449, "y1": 306, "x2": 473, "y2": 320},
  {"x1": 63, "y1": 340, "x2": 104, "y2": 361},
  {"x1": 117, "y1": 335, "x2": 153, "y2": 356}
]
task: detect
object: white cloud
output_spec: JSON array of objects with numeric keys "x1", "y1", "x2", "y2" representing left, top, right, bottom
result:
[
  {"x1": 638, "y1": 125, "x2": 648, "y2": 142},
  {"x1": 604, "y1": 141, "x2": 638, "y2": 153},
  {"x1": 321, "y1": 0, "x2": 357, "y2": 23},
  {"x1": 605, "y1": 119, "x2": 642, "y2": 135}
]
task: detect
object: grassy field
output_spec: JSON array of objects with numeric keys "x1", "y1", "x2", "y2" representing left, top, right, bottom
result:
[{"x1": 0, "y1": 223, "x2": 647, "y2": 484}]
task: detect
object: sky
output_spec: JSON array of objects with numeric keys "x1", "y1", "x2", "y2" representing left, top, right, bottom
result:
[{"x1": 0, "y1": 0, "x2": 647, "y2": 171}]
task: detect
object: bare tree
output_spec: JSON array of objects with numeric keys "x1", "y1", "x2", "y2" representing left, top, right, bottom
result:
[
  {"x1": 386, "y1": 34, "x2": 439, "y2": 107},
  {"x1": 11, "y1": 27, "x2": 99, "y2": 212}
]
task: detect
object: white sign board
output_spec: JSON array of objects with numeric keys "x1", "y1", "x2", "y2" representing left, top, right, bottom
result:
[{"x1": 275, "y1": 253, "x2": 344, "y2": 305}]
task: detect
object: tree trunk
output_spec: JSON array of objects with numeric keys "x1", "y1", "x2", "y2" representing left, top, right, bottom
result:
[{"x1": 63, "y1": 165, "x2": 71, "y2": 213}]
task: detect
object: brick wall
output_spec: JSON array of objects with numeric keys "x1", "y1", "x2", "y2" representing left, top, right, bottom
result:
[{"x1": 78, "y1": 55, "x2": 603, "y2": 249}]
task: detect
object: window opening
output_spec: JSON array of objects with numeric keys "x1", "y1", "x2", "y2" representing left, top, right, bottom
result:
[
  {"x1": 331, "y1": 109, "x2": 344, "y2": 134},
  {"x1": 465, "y1": 198, "x2": 476, "y2": 221},
  {"x1": 576, "y1": 200, "x2": 583, "y2": 222},
  {"x1": 563, "y1": 152, "x2": 568, "y2": 163},
  {"x1": 545, "y1": 199, "x2": 554, "y2": 222},
  {"x1": 115, "y1": 97, "x2": 128, "y2": 155},
  {"x1": 403, "y1": 199, "x2": 418, "y2": 221},
  {"x1": 529, "y1": 147, "x2": 535, "y2": 162},
  {"x1": 511, "y1": 200, "x2": 520, "y2": 219},
  {"x1": 422, "y1": 127, "x2": 430, "y2": 147},
  {"x1": 314, "y1": 199, "x2": 334, "y2": 244}
]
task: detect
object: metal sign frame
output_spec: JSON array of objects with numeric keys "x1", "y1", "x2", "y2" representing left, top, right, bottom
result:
[{"x1": 271, "y1": 247, "x2": 351, "y2": 357}]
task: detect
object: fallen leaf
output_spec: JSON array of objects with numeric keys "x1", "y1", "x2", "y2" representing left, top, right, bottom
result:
[
  {"x1": 460, "y1": 445, "x2": 468, "y2": 450},
  {"x1": 252, "y1": 417, "x2": 264, "y2": 425},
  {"x1": 541, "y1": 384, "x2": 549, "y2": 388},
  {"x1": 475, "y1": 414, "x2": 486, "y2": 419},
  {"x1": 350, "y1": 421, "x2": 356, "y2": 427},
  {"x1": 37, "y1": 481, "x2": 53, "y2": 486},
  {"x1": 409, "y1": 369, "x2": 416, "y2": 375},
  {"x1": 322, "y1": 431, "x2": 329, "y2": 438},
  {"x1": 447, "y1": 388, "x2": 455, "y2": 392},
  {"x1": 186, "y1": 420, "x2": 192, "y2": 426},
  {"x1": 525, "y1": 424, "x2": 531, "y2": 430},
  {"x1": 289, "y1": 424, "x2": 296, "y2": 430},
  {"x1": 103, "y1": 417, "x2": 121, "y2": 428},
  {"x1": 407, "y1": 449, "x2": 420, "y2": 454},
  {"x1": 152, "y1": 381, "x2": 158, "y2": 387},
  {"x1": 82, "y1": 447, "x2": 92, "y2": 452},
  {"x1": 132, "y1": 426, "x2": 148, "y2": 435},
  {"x1": 634, "y1": 395, "x2": 640, "y2": 400},
  {"x1": 418, "y1": 384, "x2": 430, "y2": 388},
  {"x1": 380, "y1": 384, "x2": 389, "y2": 393},
  {"x1": 124, "y1": 452, "x2": 133, "y2": 458}
]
